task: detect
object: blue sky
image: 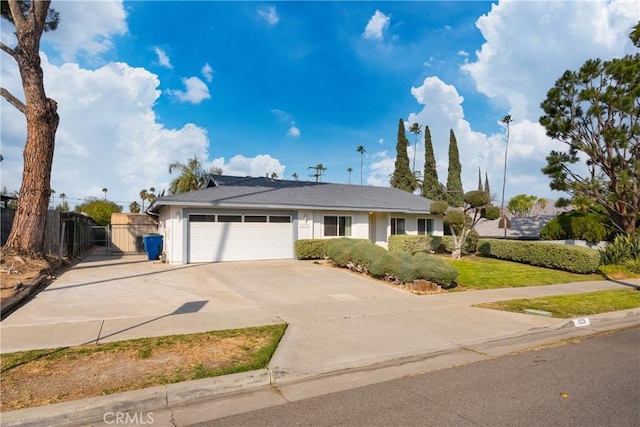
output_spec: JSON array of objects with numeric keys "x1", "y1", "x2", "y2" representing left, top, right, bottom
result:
[{"x1": 1, "y1": 0, "x2": 637, "y2": 211}]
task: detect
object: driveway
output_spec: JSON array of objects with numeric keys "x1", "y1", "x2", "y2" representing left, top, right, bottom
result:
[{"x1": 2, "y1": 247, "x2": 631, "y2": 381}]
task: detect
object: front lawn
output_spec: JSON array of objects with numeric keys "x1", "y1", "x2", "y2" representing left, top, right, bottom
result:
[
  {"x1": 1, "y1": 324, "x2": 287, "y2": 411},
  {"x1": 440, "y1": 255, "x2": 602, "y2": 290},
  {"x1": 473, "y1": 289, "x2": 640, "y2": 318}
]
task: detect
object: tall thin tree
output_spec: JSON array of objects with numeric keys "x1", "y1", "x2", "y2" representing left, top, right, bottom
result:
[
  {"x1": 446, "y1": 129, "x2": 464, "y2": 207},
  {"x1": 356, "y1": 145, "x2": 366, "y2": 185},
  {"x1": 390, "y1": 119, "x2": 416, "y2": 192},
  {"x1": 347, "y1": 167, "x2": 353, "y2": 184},
  {"x1": 1, "y1": 0, "x2": 61, "y2": 256},
  {"x1": 421, "y1": 126, "x2": 443, "y2": 200}
]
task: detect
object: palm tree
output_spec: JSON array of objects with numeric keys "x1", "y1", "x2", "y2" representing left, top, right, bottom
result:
[
  {"x1": 292, "y1": 172, "x2": 299, "y2": 181},
  {"x1": 129, "y1": 201, "x2": 141, "y2": 213},
  {"x1": 146, "y1": 187, "x2": 157, "y2": 205},
  {"x1": 500, "y1": 114, "x2": 513, "y2": 236},
  {"x1": 139, "y1": 189, "x2": 148, "y2": 211},
  {"x1": 356, "y1": 145, "x2": 366, "y2": 185},
  {"x1": 408, "y1": 123, "x2": 422, "y2": 174},
  {"x1": 168, "y1": 156, "x2": 207, "y2": 194},
  {"x1": 347, "y1": 167, "x2": 353, "y2": 184},
  {"x1": 102, "y1": 188, "x2": 108, "y2": 200}
]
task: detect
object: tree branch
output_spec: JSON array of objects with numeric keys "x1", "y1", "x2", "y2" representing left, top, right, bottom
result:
[
  {"x1": 0, "y1": 41, "x2": 15, "y2": 57},
  {"x1": 7, "y1": 0, "x2": 26, "y2": 28},
  {"x1": 0, "y1": 87, "x2": 26, "y2": 114}
]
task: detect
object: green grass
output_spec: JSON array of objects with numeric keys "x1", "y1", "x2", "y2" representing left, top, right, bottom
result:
[
  {"x1": 474, "y1": 289, "x2": 640, "y2": 318},
  {"x1": 440, "y1": 255, "x2": 602, "y2": 290},
  {"x1": 1, "y1": 324, "x2": 287, "y2": 377}
]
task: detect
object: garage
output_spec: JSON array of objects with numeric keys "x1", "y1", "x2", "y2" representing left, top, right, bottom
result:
[{"x1": 188, "y1": 212, "x2": 294, "y2": 262}]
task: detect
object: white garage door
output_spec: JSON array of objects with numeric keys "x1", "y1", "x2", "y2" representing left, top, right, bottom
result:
[{"x1": 188, "y1": 213, "x2": 294, "y2": 262}]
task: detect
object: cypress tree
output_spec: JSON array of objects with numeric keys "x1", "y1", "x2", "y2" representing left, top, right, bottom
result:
[
  {"x1": 446, "y1": 129, "x2": 464, "y2": 207},
  {"x1": 477, "y1": 167, "x2": 483, "y2": 191},
  {"x1": 484, "y1": 171, "x2": 491, "y2": 199},
  {"x1": 390, "y1": 118, "x2": 416, "y2": 192},
  {"x1": 421, "y1": 126, "x2": 443, "y2": 200}
]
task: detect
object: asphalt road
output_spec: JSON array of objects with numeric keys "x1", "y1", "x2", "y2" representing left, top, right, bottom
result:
[{"x1": 196, "y1": 327, "x2": 640, "y2": 427}]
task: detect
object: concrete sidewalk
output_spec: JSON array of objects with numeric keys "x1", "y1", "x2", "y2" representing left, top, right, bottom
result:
[{"x1": 1, "y1": 248, "x2": 639, "y2": 426}]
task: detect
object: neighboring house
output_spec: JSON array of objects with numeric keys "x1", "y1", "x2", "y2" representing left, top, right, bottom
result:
[
  {"x1": 149, "y1": 175, "x2": 444, "y2": 264},
  {"x1": 475, "y1": 215, "x2": 557, "y2": 239}
]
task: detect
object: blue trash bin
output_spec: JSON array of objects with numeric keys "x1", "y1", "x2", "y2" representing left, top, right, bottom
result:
[{"x1": 142, "y1": 233, "x2": 163, "y2": 261}]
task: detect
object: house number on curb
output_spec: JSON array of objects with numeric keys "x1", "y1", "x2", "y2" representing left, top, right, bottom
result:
[{"x1": 572, "y1": 317, "x2": 590, "y2": 327}]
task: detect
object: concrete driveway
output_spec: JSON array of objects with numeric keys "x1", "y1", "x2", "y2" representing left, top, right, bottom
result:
[{"x1": 2, "y1": 247, "x2": 634, "y2": 382}]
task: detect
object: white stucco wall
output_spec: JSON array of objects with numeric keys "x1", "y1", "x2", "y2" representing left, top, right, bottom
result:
[{"x1": 158, "y1": 206, "x2": 185, "y2": 264}]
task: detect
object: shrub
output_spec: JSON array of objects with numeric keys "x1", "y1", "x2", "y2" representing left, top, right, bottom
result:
[
  {"x1": 482, "y1": 206, "x2": 501, "y2": 220},
  {"x1": 600, "y1": 233, "x2": 640, "y2": 265},
  {"x1": 369, "y1": 251, "x2": 458, "y2": 286},
  {"x1": 350, "y1": 240, "x2": 388, "y2": 270},
  {"x1": 294, "y1": 239, "x2": 327, "y2": 260},
  {"x1": 388, "y1": 235, "x2": 434, "y2": 255},
  {"x1": 540, "y1": 211, "x2": 609, "y2": 243},
  {"x1": 429, "y1": 200, "x2": 448, "y2": 215},
  {"x1": 477, "y1": 239, "x2": 601, "y2": 274}
]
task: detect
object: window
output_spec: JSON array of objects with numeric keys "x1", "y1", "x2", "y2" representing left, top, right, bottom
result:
[
  {"x1": 324, "y1": 216, "x2": 352, "y2": 236},
  {"x1": 417, "y1": 218, "x2": 435, "y2": 235},
  {"x1": 218, "y1": 215, "x2": 242, "y2": 223},
  {"x1": 244, "y1": 215, "x2": 267, "y2": 223},
  {"x1": 190, "y1": 214, "x2": 216, "y2": 222},
  {"x1": 391, "y1": 218, "x2": 405, "y2": 235},
  {"x1": 269, "y1": 215, "x2": 291, "y2": 223}
]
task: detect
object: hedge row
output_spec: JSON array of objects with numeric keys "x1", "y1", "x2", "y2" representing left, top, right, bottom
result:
[
  {"x1": 294, "y1": 239, "x2": 327, "y2": 260},
  {"x1": 388, "y1": 235, "x2": 435, "y2": 254},
  {"x1": 477, "y1": 239, "x2": 601, "y2": 273},
  {"x1": 322, "y1": 238, "x2": 458, "y2": 287}
]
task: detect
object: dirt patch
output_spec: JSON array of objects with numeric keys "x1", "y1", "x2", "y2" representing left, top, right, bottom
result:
[
  {"x1": 0, "y1": 326, "x2": 284, "y2": 411},
  {"x1": 0, "y1": 254, "x2": 53, "y2": 302}
]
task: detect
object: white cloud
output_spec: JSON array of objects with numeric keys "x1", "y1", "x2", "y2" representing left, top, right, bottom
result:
[
  {"x1": 201, "y1": 63, "x2": 214, "y2": 82},
  {"x1": 42, "y1": 0, "x2": 128, "y2": 62},
  {"x1": 462, "y1": 0, "x2": 638, "y2": 120},
  {"x1": 168, "y1": 77, "x2": 211, "y2": 104},
  {"x1": 367, "y1": 151, "x2": 394, "y2": 187},
  {"x1": 0, "y1": 54, "x2": 211, "y2": 211},
  {"x1": 398, "y1": 76, "x2": 557, "y2": 201},
  {"x1": 287, "y1": 126, "x2": 301, "y2": 137},
  {"x1": 362, "y1": 10, "x2": 390, "y2": 40},
  {"x1": 257, "y1": 5, "x2": 280, "y2": 25},
  {"x1": 211, "y1": 154, "x2": 286, "y2": 178},
  {"x1": 272, "y1": 109, "x2": 300, "y2": 137},
  {"x1": 154, "y1": 47, "x2": 172, "y2": 69}
]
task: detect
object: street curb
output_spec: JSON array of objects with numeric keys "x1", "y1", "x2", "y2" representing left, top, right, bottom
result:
[
  {"x1": 0, "y1": 370, "x2": 271, "y2": 427},
  {"x1": 2, "y1": 310, "x2": 638, "y2": 426}
]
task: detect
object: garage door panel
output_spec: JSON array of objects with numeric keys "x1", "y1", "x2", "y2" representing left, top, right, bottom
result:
[{"x1": 188, "y1": 213, "x2": 293, "y2": 263}]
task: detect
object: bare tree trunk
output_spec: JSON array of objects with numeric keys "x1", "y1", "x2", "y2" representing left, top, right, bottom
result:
[{"x1": 2, "y1": 0, "x2": 59, "y2": 257}]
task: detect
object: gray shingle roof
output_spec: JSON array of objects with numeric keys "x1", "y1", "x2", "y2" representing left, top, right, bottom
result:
[
  {"x1": 475, "y1": 215, "x2": 556, "y2": 238},
  {"x1": 151, "y1": 176, "x2": 434, "y2": 213}
]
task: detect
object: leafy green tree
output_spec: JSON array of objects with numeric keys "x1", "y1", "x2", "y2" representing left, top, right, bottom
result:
[
  {"x1": 356, "y1": 145, "x2": 366, "y2": 185},
  {"x1": 539, "y1": 210, "x2": 610, "y2": 243},
  {"x1": 168, "y1": 156, "x2": 208, "y2": 194},
  {"x1": 421, "y1": 126, "x2": 445, "y2": 200},
  {"x1": 507, "y1": 194, "x2": 548, "y2": 217},
  {"x1": 442, "y1": 191, "x2": 494, "y2": 259},
  {"x1": 446, "y1": 129, "x2": 463, "y2": 207},
  {"x1": 74, "y1": 198, "x2": 122, "y2": 226},
  {"x1": 1, "y1": 0, "x2": 61, "y2": 256},
  {"x1": 390, "y1": 119, "x2": 416, "y2": 192},
  {"x1": 129, "y1": 201, "x2": 141, "y2": 214},
  {"x1": 540, "y1": 22, "x2": 640, "y2": 234}
]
